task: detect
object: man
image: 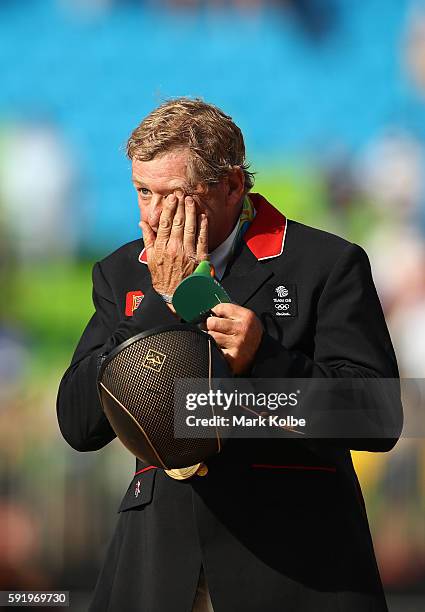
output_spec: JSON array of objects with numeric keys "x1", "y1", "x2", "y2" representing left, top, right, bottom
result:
[{"x1": 57, "y1": 98, "x2": 402, "y2": 612}]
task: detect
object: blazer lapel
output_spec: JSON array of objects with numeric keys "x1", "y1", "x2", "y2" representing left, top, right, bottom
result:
[{"x1": 221, "y1": 242, "x2": 274, "y2": 306}]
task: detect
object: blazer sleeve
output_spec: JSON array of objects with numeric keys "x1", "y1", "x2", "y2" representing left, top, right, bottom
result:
[
  {"x1": 250, "y1": 242, "x2": 403, "y2": 451},
  {"x1": 56, "y1": 261, "x2": 177, "y2": 452}
]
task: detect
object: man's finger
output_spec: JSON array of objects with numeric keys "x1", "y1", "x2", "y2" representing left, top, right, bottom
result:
[
  {"x1": 139, "y1": 221, "x2": 156, "y2": 265},
  {"x1": 139, "y1": 220, "x2": 156, "y2": 250},
  {"x1": 206, "y1": 316, "x2": 236, "y2": 335},
  {"x1": 211, "y1": 302, "x2": 244, "y2": 319},
  {"x1": 207, "y1": 330, "x2": 233, "y2": 348},
  {"x1": 156, "y1": 195, "x2": 177, "y2": 244},
  {"x1": 196, "y1": 214, "x2": 209, "y2": 261},
  {"x1": 169, "y1": 190, "x2": 185, "y2": 243},
  {"x1": 183, "y1": 196, "x2": 197, "y2": 255}
]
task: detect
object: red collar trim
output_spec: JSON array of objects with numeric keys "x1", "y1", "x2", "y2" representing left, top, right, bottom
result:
[
  {"x1": 244, "y1": 193, "x2": 287, "y2": 260},
  {"x1": 138, "y1": 193, "x2": 286, "y2": 264}
]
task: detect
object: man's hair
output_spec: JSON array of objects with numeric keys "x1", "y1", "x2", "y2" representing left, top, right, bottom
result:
[{"x1": 126, "y1": 97, "x2": 254, "y2": 191}]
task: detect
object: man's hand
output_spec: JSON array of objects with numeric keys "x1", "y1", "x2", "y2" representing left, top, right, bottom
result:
[
  {"x1": 140, "y1": 190, "x2": 208, "y2": 296},
  {"x1": 206, "y1": 303, "x2": 263, "y2": 375}
]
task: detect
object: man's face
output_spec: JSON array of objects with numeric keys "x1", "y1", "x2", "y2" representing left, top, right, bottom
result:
[{"x1": 131, "y1": 148, "x2": 243, "y2": 252}]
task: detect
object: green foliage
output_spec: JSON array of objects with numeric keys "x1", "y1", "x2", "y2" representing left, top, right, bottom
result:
[
  {"x1": 254, "y1": 164, "x2": 329, "y2": 228},
  {"x1": 5, "y1": 261, "x2": 94, "y2": 376}
]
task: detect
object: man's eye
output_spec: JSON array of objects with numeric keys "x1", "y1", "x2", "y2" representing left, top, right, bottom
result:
[{"x1": 137, "y1": 187, "x2": 151, "y2": 197}]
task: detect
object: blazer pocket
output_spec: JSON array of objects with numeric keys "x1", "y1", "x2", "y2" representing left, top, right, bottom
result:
[{"x1": 118, "y1": 467, "x2": 156, "y2": 512}]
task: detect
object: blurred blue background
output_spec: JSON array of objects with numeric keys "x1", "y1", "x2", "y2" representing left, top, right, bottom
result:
[{"x1": 1, "y1": 1, "x2": 424, "y2": 610}]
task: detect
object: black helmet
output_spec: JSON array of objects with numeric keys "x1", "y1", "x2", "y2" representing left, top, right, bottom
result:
[{"x1": 97, "y1": 324, "x2": 231, "y2": 471}]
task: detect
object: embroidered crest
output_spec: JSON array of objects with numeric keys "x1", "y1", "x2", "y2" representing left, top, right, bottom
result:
[
  {"x1": 275, "y1": 285, "x2": 289, "y2": 298},
  {"x1": 273, "y1": 284, "x2": 298, "y2": 317},
  {"x1": 125, "y1": 291, "x2": 144, "y2": 316},
  {"x1": 134, "y1": 480, "x2": 141, "y2": 497}
]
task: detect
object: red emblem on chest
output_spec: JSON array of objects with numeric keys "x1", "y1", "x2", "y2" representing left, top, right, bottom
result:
[{"x1": 125, "y1": 291, "x2": 144, "y2": 316}]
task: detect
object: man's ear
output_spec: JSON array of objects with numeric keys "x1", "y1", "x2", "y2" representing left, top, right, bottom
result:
[{"x1": 226, "y1": 166, "x2": 245, "y2": 205}]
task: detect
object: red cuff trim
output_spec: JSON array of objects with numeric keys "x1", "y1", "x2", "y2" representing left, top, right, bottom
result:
[{"x1": 134, "y1": 466, "x2": 157, "y2": 476}]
